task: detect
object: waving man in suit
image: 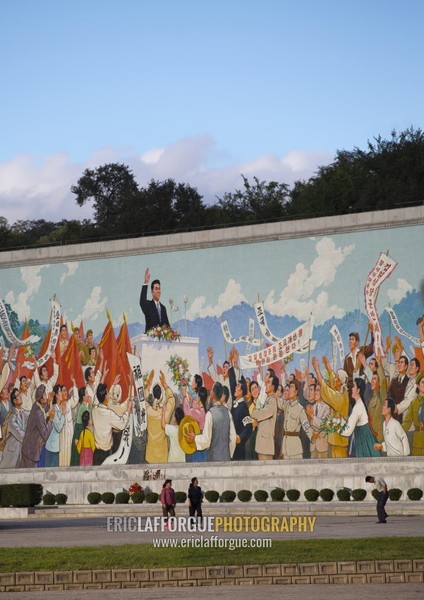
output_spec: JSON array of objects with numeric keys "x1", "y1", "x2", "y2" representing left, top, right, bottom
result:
[{"x1": 140, "y1": 268, "x2": 170, "y2": 333}]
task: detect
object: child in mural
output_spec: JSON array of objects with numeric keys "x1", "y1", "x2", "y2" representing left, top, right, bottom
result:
[
  {"x1": 70, "y1": 387, "x2": 93, "y2": 466},
  {"x1": 76, "y1": 410, "x2": 95, "y2": 466}
]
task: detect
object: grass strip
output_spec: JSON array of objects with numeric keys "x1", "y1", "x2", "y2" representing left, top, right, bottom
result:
[{"x1": 0, "y1": 537, "x2": 423, "y2": 572}]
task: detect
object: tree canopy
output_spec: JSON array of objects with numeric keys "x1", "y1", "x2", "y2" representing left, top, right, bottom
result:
[{"x1": 1, "y1": 127, "x2": 423, "y2": 250}]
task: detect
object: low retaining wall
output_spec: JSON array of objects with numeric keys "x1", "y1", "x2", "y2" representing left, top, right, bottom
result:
[
  {"x1": 1, "y1": 456, "x2": 423, "y2": 504},
  {"x1": 1, "y1": 560, "x2": 424, "y2": 591}
]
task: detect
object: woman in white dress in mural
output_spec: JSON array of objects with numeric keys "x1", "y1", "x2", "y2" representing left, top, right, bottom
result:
[{"x1": 341, "y1": 377, "x2": 381, "y2": 457}]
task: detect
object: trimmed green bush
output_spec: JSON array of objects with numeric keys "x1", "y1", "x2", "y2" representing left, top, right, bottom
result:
[
  {"x1": 352, "y1": 488, "x2": 367, "y2": 501},
  {"x1": 254, "y1": 490, "x2": 269, "y2": 502},
  {"x1": 0, "y1": 484, "x2": 43, "y2": 507},
  {"x1": 237, "y1": 490, "x2": 252, "y2": 502},
  {"x1": 131, "y1": 491, "x2": 145, "y2": 504},
  {"x1": 220, "y1": 490, "x2": 236, "y2": 503},
  {"x1": 286, "y1": 489, "x2": 300, "y2": 501},
  {"x1": 371, "y1": 489, "x2": 379, "y2": 500},
  {"x1": 337, "y1": 488, "x2": 351, "y2": 501},
  {"x1": 388, "y1": 488, "x2": 402, "y2": 501},
  {"x1": 87, "y1": 492, "x2": 101, "y2": 505},
  {"x1": 319, "y1": 488, "x2": 334, "y2": 502},
  {"x1": 101, "y1": 492, "x2": 115, "y2": 504},
  {"x1": 407, "y1": 488, "x2": 423, "y2": 501},
  {"x1": 116, "y1": 492, "x2": 130, "y2": 504},
  {"x1": 43, "y1": 493, "x2": 56, "y2": 506},
  {"x1": 304, "y1": 489, "x2": 319, "y2": 502},
  {"x1": 205, "y1": 490, "x2": 219, "y2": 503},
  {"x1": 55, "y1": 493, "x2": 68, "y2": 505},
  {"x1": 270, "y1": 488, "x2": 285, "y2": 501},
  {"x1": 175, "y1": 491, "x2": 187, "y2": 503},
  {"x1": 145, "y1": 492, "x2": 159, "y2": 504}
]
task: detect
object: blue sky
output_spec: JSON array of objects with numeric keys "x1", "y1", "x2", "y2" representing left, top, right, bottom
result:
[{"x1": 1, "y1": 0, "x2": 423, "y2": 224}]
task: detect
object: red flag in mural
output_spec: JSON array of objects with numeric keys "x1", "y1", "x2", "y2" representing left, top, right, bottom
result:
[
  {"x1": 61, "y1": 330, "x2": 85, "y2": 390},
  {"x1": 117, "y1": 313, "x2": 132, "y2": 374},
  {"x1": 98, "y1": 311, "x2": 129, "y2": 402}
]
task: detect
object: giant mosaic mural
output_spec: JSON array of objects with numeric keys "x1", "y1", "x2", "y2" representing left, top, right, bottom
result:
[{"x1": 0, "y1": 221, "x2": 423, "y2": 469}]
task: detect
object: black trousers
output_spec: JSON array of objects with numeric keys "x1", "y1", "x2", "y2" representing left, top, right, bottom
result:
[
  {"x1": 189, "y1": 503, "x2": 203, "y2": 522},
  {"x1": 377, "y1": 491, "x2": 388, "y2": 522}
]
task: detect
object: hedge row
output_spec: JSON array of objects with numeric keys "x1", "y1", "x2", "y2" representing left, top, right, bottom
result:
[
  {"x1": 0, "y1": 484, "x2": 43, "y2": 507},
  {"x1": 2, "y1": 484, "x2": 422, "y2": 507},
  {"x1": 198, "y1": 487, "x2": 424, "y2": 503}
]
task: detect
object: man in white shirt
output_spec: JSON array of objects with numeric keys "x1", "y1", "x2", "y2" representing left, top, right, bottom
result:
[
  {"x1": 92, "y1": 383, "x2": 132, "y2": 465},
  {"x1": 365, "y1": 474, "x2": 389, "y2": 523},
  {"x1": 374, "y1": 398, "x2": 410, "y2": 457}
]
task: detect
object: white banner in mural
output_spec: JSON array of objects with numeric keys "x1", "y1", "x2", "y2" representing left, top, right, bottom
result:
[
  {"x1": 253, "y1": 302, "x2": 281, "y2": 343},
  {"x1": 385, "y1": 306, "x2": 420, "y2": 345},
  {"x1": 330, "y1": 324, "x2": 345, "y2": 366},
  {"x1": 127, "y1": 352, "x2": 147, "y2": 436},
  {"x1": 220, "y1": 320, "x2": 260, "y2": 347},
  {"x1": 37, "y1": 300, "x2": 61, "y2": 368},
  {"x1": 0, "y1": 300, "x2": 40, "y2": 346},
  {"x1": 240, "y1": 319, "x2": 314, "y2": 369},
  {"x1": 364, "y1": 252, "x2": 397, "y2": 357}
]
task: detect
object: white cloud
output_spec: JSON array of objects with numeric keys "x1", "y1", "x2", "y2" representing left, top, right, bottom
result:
[
  {"x1": 264, "y1": 237, "x2": 355, "y2": 324},
  {"x1": 187, "y1": 279, "x2": 247, "y2": 319},
  {"x1": 387, "y1": 278, "x2": 413, "y2": 305},
  {"x1": 73, "y1": 286, "x2": 108, "y2": 324},
  {"x1": 0, "y1": 137, "x2": 333, "y2": 224},
  {"x1": 5, "y1": 265, "x2": 49, "y2": 320},
  {"x1": 60, "y1": 262, "x2": 79, "y2": 285}
]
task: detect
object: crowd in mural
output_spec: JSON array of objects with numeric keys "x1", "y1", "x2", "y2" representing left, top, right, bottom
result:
[{"x1": 0, "y1": 267, "x2": 423, "y2": 470}]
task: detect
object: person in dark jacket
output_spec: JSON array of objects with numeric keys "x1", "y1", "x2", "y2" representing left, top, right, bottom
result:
[
  {"x1": 188, "y1": 477, "x2": 203, "y2": 525},
  {"x1": 230, "y1": 376, "x2": 252, "y2": 460}
]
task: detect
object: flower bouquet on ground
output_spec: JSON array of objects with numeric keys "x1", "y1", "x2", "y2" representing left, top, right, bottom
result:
[
  {"x1": 166, "y1": 354, "x2": 190, "y2": 388},
  {"x1": 128, "y1": 482, "x2": 144, "y2": 497},
  {"x1": 319, "y1": 415, "x2": 348, "y2": 435},
  {"x1": 146, "y1": 325, "x2": 180, "y2": 342}
]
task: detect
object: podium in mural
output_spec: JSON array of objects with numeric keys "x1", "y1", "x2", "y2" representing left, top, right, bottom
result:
[{"x1": 130, "y1": 333, "x2": 200, "y2": 393}]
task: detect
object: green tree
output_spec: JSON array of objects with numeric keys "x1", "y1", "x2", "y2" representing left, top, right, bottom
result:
[
  {"x1": 71, "y1": 163, "x2": 140, "y2": 231},
  {"x1": 214, "y1": 175, "x2": 290, "y2": 224},
  {"x1": 287, "y1": 127, "x2": 424, "y2": 218},
  {"x1": 124, "y1": 179, "x2": 206, "y2": 234}
]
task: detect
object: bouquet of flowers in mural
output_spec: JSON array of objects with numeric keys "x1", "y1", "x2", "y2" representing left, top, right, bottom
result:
[
  {"x1": 283, "y1": 354, "x2": 294, "y2": 364},
  {"x1": 146, "y1": 325, "x2": 180, "y2": 342},
  {"x1": 166, "y1": 354, "x2": 190, "y2": 388},
  {"x1": 128, "y1": 482, "x2": 144, "y2": 497},
  {"x1": 319, "y1": 415, "x2": 348, "y2": 435}
]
